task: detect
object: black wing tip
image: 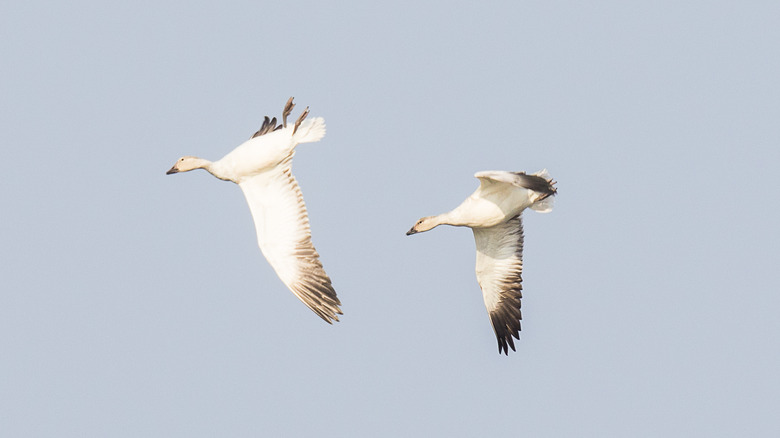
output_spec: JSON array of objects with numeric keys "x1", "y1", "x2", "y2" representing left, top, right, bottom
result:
[
  {"x1": 496, "y1": 330, "x2": 520, "y2": 355},
  {"x1": 283, "y1": 97, "x2": 296, "y2": 128},
  {"x1": 252, "y1": 96, "x2": 302, "y2": 138},
  {"x1": 513, "y1": 172, "x2": 558, "y2": 197},
  {"x1": 498, "y1": 337, "x2": 518, "y2": 355},
  {"x1": 490, "y1": 303, "x2": 523, "y2": 355},
  {"x1": 251, "y1": 115, "x2": 282, "y2": 138},
  {"x1": 544, "y1": 182, "x2": 558, "y2": 197},
  {"x1": 319, "y1": 315, "x2": 337, "y2": 324},
  {"x1": 313, "y1": 306, "x2": 343, "y2": 324}
]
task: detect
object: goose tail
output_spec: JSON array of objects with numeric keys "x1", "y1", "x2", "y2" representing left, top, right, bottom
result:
[
  {"x1": 293, "y1": 117, "x2": 326, "y2": 144},
  {"x1": 530, "y1": 195, "x2": 554, "y2": 213}
]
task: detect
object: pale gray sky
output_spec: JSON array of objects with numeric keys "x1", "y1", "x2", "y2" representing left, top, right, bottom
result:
[{"x1": 2, "y1": 1, "x2": 779, "y2": 436}]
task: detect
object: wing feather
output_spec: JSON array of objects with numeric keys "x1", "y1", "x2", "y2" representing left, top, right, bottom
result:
[
  {"x1": 475, "y1": 170, "x2": 557, "y2": 197},
  {"x1": 238, "y1": 158, "x2": 342, "y2": 323},
  {"x1": 251, "y1": 116, "x2": 282, "y2": 139},
  {"x1": 472, "y1": 216, "x2": 524, "y2": 354}
]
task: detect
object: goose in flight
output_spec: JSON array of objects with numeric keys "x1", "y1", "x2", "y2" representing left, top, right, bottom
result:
[
  {"x1": 406, "y1": 170, "x2": 557, "y2": 354},
  {"x1": 166, "y1": 98, "x2": 342, "y2": 323}
]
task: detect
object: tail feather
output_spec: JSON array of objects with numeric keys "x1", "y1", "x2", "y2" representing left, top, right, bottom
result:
[
  {"x1": 533, "y1": 168, "x2": 550, "y2": 180},
  {"x1": 530, "y1": 196, "x2": 554, "y2": 213},
  {"x1": 293, "y1": 117, "x2": 326, "y2": 144}
]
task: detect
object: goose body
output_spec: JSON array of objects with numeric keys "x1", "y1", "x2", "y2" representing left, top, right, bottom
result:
[
  {"x1": 167, "y1": 98, "x2": 342, "y2": 323},
  {"x1": 406, "y1": 170, "x2": 556, "y2": 354}
]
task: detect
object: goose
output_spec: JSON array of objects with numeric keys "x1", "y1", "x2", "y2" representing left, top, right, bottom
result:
[
  {"x1": 166, "y1": 98, "x2": 342, "y2": 323},
  {"x1": 406, "y1": 170, "x2": 557, "y2": 354}
]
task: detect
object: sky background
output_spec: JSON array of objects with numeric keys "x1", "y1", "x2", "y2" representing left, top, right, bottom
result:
[{"x1": 2, "y1": 1, "x2": 779, "y2": 436}]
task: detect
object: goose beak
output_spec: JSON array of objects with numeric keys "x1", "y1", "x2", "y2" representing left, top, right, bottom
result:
[
  {"x1": 166, "y1": 165, "x2": 179, "y2": 175},
  {"x1": 406, "y1": 227, "x2": 418, "y2": 236}
]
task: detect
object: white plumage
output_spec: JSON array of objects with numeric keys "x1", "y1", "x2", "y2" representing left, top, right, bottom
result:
[
  {"x1": 406, "y1": 170, "x2": 556, "y2": 354},
  {"x1": 167, "y1": 98, "x2": 342, "y2": 323}
]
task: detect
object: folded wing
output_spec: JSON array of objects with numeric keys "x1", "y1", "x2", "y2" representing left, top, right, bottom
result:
[{"x1": 475, "y1": 170, "x2": 557, "y2": 197}]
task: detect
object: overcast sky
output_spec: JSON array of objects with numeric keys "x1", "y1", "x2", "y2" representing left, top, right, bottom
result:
[{"x1": 2, "y1": 1, "x2": 779, "y2": 436}]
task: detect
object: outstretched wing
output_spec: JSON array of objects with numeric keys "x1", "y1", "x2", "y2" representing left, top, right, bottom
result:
[
  {"x1": 238, "y1": 157, "x2": 342, "y2": 323},
  {"x1": 472, "y1": 216, "x2": 524, "y2": 354}
]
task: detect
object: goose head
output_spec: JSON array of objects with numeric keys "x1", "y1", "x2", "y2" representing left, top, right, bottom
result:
[
  {"x1": 166, "y1": 156, "x2": 210, "y2": 175},
  {"x1": 406, "y1": 216, "x2": 439, "y2": 236}
]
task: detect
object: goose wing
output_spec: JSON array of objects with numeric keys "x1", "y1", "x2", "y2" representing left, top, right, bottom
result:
[
  {"x1": 472, "y1": 216, "x2": 524, "y2": 354},
  {"x1": 238, "y1": 157, "x2": 342, "y2": 323},
  {"x1": 475, "y1": 170, "x2": 557, "y2": 197}
]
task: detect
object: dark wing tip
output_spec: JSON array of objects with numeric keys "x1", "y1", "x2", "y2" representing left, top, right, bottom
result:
[
  {"x1": 512, "y1": 172, "x2": 557, "y2": 197},
  {"x1": 489, "y1": 293, "x2": 523, "y2": 355},
  {"x1": 492, "y1": 315, "x2": 522, "y2": 355},
  {"x1": 282, "y1": 97, "x2": 295, "y2": 128},
  {"x1": 251, "y1": 115, "x2": 282, "y2": 138},
  {"x1": 290, "y1": 274, "x2": 343, "y2": 324},
  {"x1": 497, "y1": 335, "x2": 517, "y2": 355}
]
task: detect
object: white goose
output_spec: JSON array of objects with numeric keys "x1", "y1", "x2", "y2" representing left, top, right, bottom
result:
[
  {"x1": 167, "y1": 98, "x2": 342, "y2": 323},
  {"x1": 406, "y1": 170, "x2": 557, "y2": 354}
]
